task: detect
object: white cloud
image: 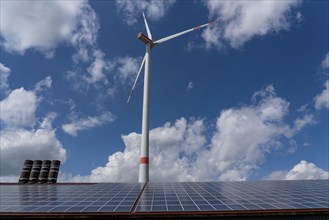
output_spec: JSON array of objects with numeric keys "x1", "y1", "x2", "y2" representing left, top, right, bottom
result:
[
  {"x1": 186, "y1": 81, "x2": 194, "y2": 91},
  {"x1": 0, "y1": 0, "x2": 86, "y2": 56},
  {"x1": 61, "y1": 118, "x2": 205, "y2": 182},
  {"x1": 0, "y1": 88, "x2": 38, "y2": 128},
  {"x1": 63, "y1": 85, "x2": 321, "y2": 182},
  {"x1": 321, "y1": 52, "x2": 329, "y2": 69},
  {"x1": 34, "y1": 76, "x2": 52, "y2": 92},
  {"x1": 287, "y1": 139, "x2": 298, "y2": 154},
  {"x1": 313, "y1": 54, "x2": 329, "y2": 110},
  {"x1": 0, "y1": 62, "x2": 11, "y2": 95},
  {"x1": 67, "y1": 99, "x2": 76, "y2": 111},
  {"x1": 67, "y1": 53, "x2": 140, "y2": 94},
  {"x1": 0, "y1": 0, "x2": 113, "y2": 91},
  {"x1": 86, "y1": 50, "x2": 110, "y2": 83},
  {"x1": 116, "y1": 0, "x2": 176, "y2": 25},
  {"x1": 285, "y1": 114, "x2": 316, "y2": 138},
  {"x1": 62, "y1": 111, "x2": 117, "y2": 136},
  {"x1": 0, "y1": 88, "x2": 66, "y2": 179},
  {"x1": 71, "y1": 3, "x2": 99, "y2": 64},
  {"x1": 0, "y1": 70, "x2": 67, "y2": 181},
  {"x1": 296, "y1": 11, "x2": 303, "y2": 23},
  {"x1": 202, "y1": 0, "x2": 301, "y2": 49},
  {"x1": 314, "y1": 80, "x2": 329, "y2": 110},
  {"x1": 84, "y1": 53, "x2": 140, "y2": 85},
  {"x1": 197, "y1": 85, "x2": 290, "y2": 181},
  {"x1": 267, "y1": 160, "x2": 329, "y2": 180},
  {"x1": 10, "y1": 0, "x2": 138, "y2": 95},
  {"x1": 201, "y1": 25, "x2": 223, "y2": 49},
  {"x1": 1, "y1": 75, "x2": 53, "y2": 128},
  {"x1": 55, "y1": 1, "x2": 140, "y2": 91},
  {"x1": 0, "y1": 115, "x2": 67, "y2": 177},
  {"x1": 293, "y1": 114, "x2": 315, "y2": 131},
  {"x1": 0, "y1": 0, "x2": 102, "y2": 82},
  {"x1": 0, "y1": 63, "x2": 11, "y2": 74},
  {"x1": 65, "y1": 3, "x2": 112, "y2": 89},
  {"x1": 115, "y1": 56, "x2": 141, "y2": 84}
]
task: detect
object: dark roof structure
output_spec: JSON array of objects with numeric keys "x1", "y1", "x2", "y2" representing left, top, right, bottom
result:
[{"x1": 0, "y1": 180, "x2": 328, "y2": 219}]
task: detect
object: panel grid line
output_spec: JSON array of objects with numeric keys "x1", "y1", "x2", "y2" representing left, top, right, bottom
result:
[
  {"x1": 171, "y1": 183, "x2": 185, "y2": 211},
  {"x1": 198, "y1": 182, "x2": 264, "y2": 210},
  {"x1": 188, "y1": 183, "x2": 217, "y2": 210}
]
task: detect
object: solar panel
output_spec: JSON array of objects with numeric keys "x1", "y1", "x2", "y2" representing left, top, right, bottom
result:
[
  {"x1": 0, "y1": 183, "x2": 143, "y2": 213},
  {"x1": 0, "y1": 180, "x2": 328, "y2": 216},
  {"x1": 135, "y1": 180, "x2": 329, "y2": 212}
]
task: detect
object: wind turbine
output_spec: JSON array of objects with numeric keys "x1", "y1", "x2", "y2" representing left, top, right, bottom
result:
[{"x1": 127, "y1": 13, "x2": 212, "y2": 183}]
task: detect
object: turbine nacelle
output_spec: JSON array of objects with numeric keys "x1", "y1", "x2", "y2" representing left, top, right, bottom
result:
[{"x1": 137, "y1": 32, "x2": 154, "y2": 46}]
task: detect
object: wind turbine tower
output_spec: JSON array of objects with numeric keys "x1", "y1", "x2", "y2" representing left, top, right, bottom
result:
[{"x1": 127, "y1": 13, "x2": 212, "y2": 183}]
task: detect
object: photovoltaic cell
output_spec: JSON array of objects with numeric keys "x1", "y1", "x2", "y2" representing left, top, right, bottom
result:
[{"x1": 135, "y1": 180, "x2": 329, "y2": 212}]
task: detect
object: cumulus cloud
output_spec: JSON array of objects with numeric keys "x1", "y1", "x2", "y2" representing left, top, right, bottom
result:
[
  {"x1": 0, "y1": 0, "x2": 114, "y2": 89},
  {"x1": 0, "y1": 88, "x2": 38, "y2": 128},
  {"x1": 198, "y1": 85, "x2": 290, "y2": 181},
  {"x1": 61, "y1": 118, "x2": 206, "y2": 182},
  {"x1": 321, "y1": 52, "x2": 329, "y2": 69},
  {"x1": 0, "y1": 75, "x2": 53, "y2": 129},
  {"x1": 1, "y1": 114, "x2": 67, "y2": 177},
  {"x1": 0, "y1": 0, "x2": 86, "y2": 56},
  {"x1": 267, "y1": 160, "x2": 329, "y2": 180},
  {"x1": 0, "y1": 83, "x2": 67, "y2": 179},
  {"x1": 202, "y1": 1, "x2": 301, "y2": 49},
  {"x1": 0, "y1": 0, "x2": 111, "y2": 89},
  {"x1": 62, "y1": 111, "x2": 117, "y2": 136},
  {"x1": 116, "y1": 0, "x2": 175, "y2": 25},
  {"x1": 0, "y1": 63, "x2": 11, "y2": 95},
  {"x1": 63, "y1": 85, "x2": 321, "y2": 182},
  {"x1": 314, "y1": 80, "x2": 329, "y2": 110}
]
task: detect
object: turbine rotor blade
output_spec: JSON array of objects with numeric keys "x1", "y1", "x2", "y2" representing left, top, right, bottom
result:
[
  {"x1": 143, "y1": 12, "x2": 152, "y2": 40},
  {"x1": 126, "y1": 54, "x2": 146, "y2": 105},
  {"x1": 153, "y1": 22, "x2": 214, "y2": 45}
]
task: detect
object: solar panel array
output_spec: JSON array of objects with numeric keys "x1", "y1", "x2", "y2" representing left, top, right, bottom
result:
[
  {"x1": 136, "y1": 180, "x2": 329, "y2": 212},
  {"x1": 0, "y1": 180, "x2": 328, "y2": 214},
  {"x1": 0, "y1": 183, "x2": 143, "y2": 213}
]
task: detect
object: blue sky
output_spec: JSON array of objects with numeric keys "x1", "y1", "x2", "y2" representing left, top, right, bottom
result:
[{"x1": 0, "y1": 0, "x2": 328, "y2": 182}]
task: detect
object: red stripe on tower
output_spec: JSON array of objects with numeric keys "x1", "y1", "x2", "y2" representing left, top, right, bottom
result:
[
  {"x1": 193, "y1": 26, "x2": 202, "y2": 30},
  {"x1": 140, "y1": 157, "x2": 149, "y2": 164}
]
